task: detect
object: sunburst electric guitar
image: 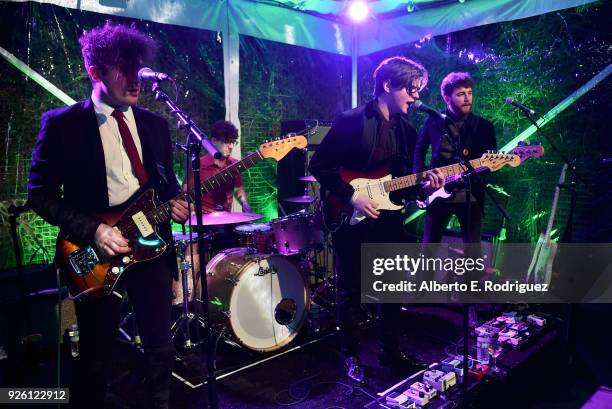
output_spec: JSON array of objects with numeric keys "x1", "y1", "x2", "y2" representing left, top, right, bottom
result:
[
  {"x1": 58, "y1": 135, "x2": 307, "y2": 299},
  {"x1": 324, "y1": 144, "x2": 544, "y2": 227}
]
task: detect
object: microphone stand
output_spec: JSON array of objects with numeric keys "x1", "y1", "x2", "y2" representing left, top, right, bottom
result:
[
  {"x1": 520, "y1": 111, "x2": 589, "y2": 191},
  {"x1": 149, "y1": 81, "x2": 219, "y2": 409},
  {"x1": 444, "y1": 116, "x2": 511, "y2": 406},
  {"x1": 520, "y1": 110, "x2": 582, "y2": 382}
]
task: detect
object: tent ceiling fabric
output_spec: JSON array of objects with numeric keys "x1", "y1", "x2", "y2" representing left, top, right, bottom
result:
[
  {"x1": 10, "y1": 0, "x2": 596, "y2": 55},
  {"x1": 252, "y1": 0, "x2": 452, "y2": 19}
]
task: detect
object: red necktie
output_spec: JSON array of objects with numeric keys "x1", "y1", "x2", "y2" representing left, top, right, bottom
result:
[{"x1": 111, "y1": 109, "x2": 149, "y2": 186}]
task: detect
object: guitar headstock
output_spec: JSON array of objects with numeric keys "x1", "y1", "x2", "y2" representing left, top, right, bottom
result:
[
  {"x1": 512, "y1": 143, "x2": 545, "y2": 162},
  {"x1": 259, "y1": 135, "x2": 307, "y2": 161},
  {"x1": 479, "y1": 151, "x2": 522, "y2": 172}
]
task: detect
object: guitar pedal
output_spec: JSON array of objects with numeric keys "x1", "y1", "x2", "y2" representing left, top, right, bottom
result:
[
  {"x1": 441, "y1": 357, "x2": 464, "y2": 377},
  {"x1": 409, "y1": 381, "x2": 437, "y2": 400},
  {"x1": 468, "y1": 363, "x2": 489, "y2": 381},
  {"x1": 386, "y1": 391, "x2": 408, "y2": 407},
  {"x1": 527, "y1": 314, "x2": 546, "y2": 327},
  {"x1": 423, "y1": 369, "x2": 456, "y2": 392},
  {"x1": 403, "y1": 387, "x2": 429, "y2": 406}
]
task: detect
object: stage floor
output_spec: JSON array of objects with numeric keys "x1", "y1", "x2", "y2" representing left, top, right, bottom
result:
[{"x1": 1, "y1": 304, "x2": 607, "y2": 409}]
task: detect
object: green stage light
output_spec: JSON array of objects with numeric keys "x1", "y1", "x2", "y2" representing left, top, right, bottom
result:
[{"x1": 0, "y1": 46, "x2": 76, "y2": 105}]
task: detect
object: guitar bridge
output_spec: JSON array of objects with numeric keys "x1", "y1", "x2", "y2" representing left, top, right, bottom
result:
[{"x1": 68, "y1": 246, "x2": 100, "y2": 277}]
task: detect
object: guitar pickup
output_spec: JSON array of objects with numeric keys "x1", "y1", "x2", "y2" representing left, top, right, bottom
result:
[
  {"x1": 132, "y1": 211, "x2": 154, "y2": 237},
  {"x1": 68, "y1": 246, "x2": 100, "y2": 277}
]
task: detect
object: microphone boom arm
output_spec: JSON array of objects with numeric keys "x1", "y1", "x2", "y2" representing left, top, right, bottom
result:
[{"x1": 149, "y1": 81, "x2": 219, "y2": 159}]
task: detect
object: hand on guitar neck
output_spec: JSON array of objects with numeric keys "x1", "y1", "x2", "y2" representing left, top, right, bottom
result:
[{"x1": 169, "y1": 198, "x2": 189, "y2": 223}]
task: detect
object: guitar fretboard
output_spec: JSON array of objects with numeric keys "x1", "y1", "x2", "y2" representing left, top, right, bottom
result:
[
  {"x1": 144, "y1": 151, "x2": 264, "y2": 226},
  {"x1": 383, "y1": 158, "x2": 483, "y2": 192}
]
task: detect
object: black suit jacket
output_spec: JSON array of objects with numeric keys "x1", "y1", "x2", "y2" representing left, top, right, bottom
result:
[
  {"x1": 308, "y1": 100, "x2": 417, "y2": 204},
  {"x1": 28, "y1": 98, "x2": 180, "y2": 245},
  {"x1": 413, "y1": 111, "x2": 496, "y2": 204}
]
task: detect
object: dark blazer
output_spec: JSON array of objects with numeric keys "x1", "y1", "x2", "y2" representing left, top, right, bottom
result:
[
  {"x1": 308, "y1": 100, "x2": 417, "y2": 204},
  {"x1": 28, "y1": 98, "x2": 180, "y2": 245},
  {"x1": 413, "y1": 111, "x2": 496, "y2": 203}
]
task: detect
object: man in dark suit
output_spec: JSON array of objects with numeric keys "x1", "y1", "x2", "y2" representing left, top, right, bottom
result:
[
  {"x1": 413, "y1": 72, "x2": 497, "y2": 246},
  {"x1": 309, "y1": 56, "x2": 444, "y2": 385},
  {"x1": 28, "y1": 22, "x2": 188, "y2": 409}
]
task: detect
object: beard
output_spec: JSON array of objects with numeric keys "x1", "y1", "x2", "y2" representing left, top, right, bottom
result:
[{"x1": 451, "y1": 101, "x2": 472, "y2": 116}]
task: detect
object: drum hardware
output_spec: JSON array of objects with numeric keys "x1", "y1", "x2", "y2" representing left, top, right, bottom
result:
[
  {"x1": 282, "y1": 194, "x2": 317, "y2": 204},
  {"x1": 171, "y1": 234, "x2": 205, "y2": 350},
  {"x1": 224, "y1": 277, "x2": 238, "y2": 286}
]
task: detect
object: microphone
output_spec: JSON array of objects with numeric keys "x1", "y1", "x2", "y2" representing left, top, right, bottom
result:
[
  {"x1": 138, "y1": 67, "x2": 171, "y2": 81},
  {"x1": 413, "y1": 100, "x2": 447, "y2": 120},
  {"x1": 505, "y1": 97, "x2": 536, "y2": 116}
]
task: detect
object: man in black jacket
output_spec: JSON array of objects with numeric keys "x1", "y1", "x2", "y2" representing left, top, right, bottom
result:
[
  {"x1": 28, "y1": 22, "x2": 188, "y2": 409},
  {"x1": 414, "y1": 72, "x2": 497, "y2": 247},
  {"x1": 309, "y1": 56, "x2": 444, "y2": 385}
]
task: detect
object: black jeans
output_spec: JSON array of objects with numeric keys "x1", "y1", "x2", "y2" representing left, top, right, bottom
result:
[
  {"x1": 422, "y1": 200, "x2": 483, "y2": 244},
  {"x1": 71, "y1": 254, "x2": 175, "y2": 409},
  {"x1": 423, "y1": 200, "x2": 484, "y2": 282},
  {"x1": 331, "y1": 210, "x2": 410, "y2": 357}
]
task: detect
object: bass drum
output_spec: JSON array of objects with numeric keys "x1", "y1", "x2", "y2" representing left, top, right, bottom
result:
[{"x1": 206, "y1": 248, "x2": 309, "y2": 352}]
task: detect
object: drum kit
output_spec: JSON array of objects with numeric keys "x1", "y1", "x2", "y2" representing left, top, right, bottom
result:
[{"x1": 170, "y1": 174, "x2": 333, "y2": 354}]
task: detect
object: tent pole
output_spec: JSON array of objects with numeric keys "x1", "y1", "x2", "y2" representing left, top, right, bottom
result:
[{"x1": 351, "y1": 25, "x2": 358, "y2": 108}]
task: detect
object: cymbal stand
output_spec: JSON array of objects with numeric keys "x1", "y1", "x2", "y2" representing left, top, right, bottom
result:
[{"x1": 170, "y1": 240, "x2": 203, "y2": 350}]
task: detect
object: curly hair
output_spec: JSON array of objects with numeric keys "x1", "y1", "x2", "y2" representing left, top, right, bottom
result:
[
  {"x1": 373, "y1": 56, "x2": 428, "y2": 98},
  {"x1": 211, "y1": 121, "x2": 239, "y2": 143},
  {"x1": 440, "y1": 72, "x2": 474, "y2": 97},
  {"x1": 79, "y1": 21, "x2": 155, "y2": 77}
]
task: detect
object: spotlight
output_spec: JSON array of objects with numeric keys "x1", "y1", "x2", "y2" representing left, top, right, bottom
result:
[
  {"x1": 407, "y1": 0, "x2": 415, "y2": 13},
  {"x1": 348, "y1": 1, "x2": 369, "y2": 22},
  {"x1": 458, "y1": 0, "x2": 466, "y2": 3}
]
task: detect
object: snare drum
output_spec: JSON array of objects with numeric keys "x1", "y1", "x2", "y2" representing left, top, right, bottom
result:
[
  {"x1": 206, "y1": 248, "x2": 309, "y2": 352},
  {"x1": 233, "y1": 223, "x2": 275, "y2": 253},
  {"x1": 270, "y1": 211, "x2": 324, "y2": 255}
]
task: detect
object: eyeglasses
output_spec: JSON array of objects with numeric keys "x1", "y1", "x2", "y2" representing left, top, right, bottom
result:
[{"x1": 406, "y1": 87, "x2": 420, "y2": 97}]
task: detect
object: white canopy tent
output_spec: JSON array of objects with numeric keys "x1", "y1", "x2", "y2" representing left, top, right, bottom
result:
[{"x1": 6, "y1": 0, "x2": 597, "y2": 156}]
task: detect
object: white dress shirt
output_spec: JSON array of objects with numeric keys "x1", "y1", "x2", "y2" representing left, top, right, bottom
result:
[{"x1": 92, "y1": 93, "x2": 144, "y2": 206}]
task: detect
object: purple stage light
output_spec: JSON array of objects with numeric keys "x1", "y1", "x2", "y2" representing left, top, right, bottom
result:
[{"x1": 348, "y1": 1, "x2": 369, "y2": 22}]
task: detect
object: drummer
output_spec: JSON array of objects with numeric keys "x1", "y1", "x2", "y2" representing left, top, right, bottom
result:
[
  {"x1": 185, "y1": 120, "x2": 251, "y2": 214},
  {"x1": 184, "y1": 120, "x2": 252, "y2": 251}
]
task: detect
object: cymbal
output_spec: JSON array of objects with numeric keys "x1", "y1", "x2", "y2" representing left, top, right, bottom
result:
[
  {"x1": 299, "y1": 175, "x2": 318, "y2": 182},
  {"x1": 188, "y1": 211, "x2": 262, "y2": 226},
  {"x1": 283, "y1": 195, "x2": 316, "y2": 204}
]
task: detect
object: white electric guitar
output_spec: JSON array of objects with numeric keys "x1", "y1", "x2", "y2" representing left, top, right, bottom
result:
[{"x1": 323, "y1": 145, "x2": 544, "y2": 227}]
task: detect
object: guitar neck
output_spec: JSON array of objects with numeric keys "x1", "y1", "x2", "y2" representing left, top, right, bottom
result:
[
  {"x1": 147, "y1": 150, "x2": 264, "y2": 226},
  {"x1": 384, "y1": 158, "x2": 484, "y2": 193},
  {"x1": 198, "y1": 151, "x2": 264, "y2": 195},
  {"x1": 543, "y1": 164, "x2": 568, "y2": 242}
]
